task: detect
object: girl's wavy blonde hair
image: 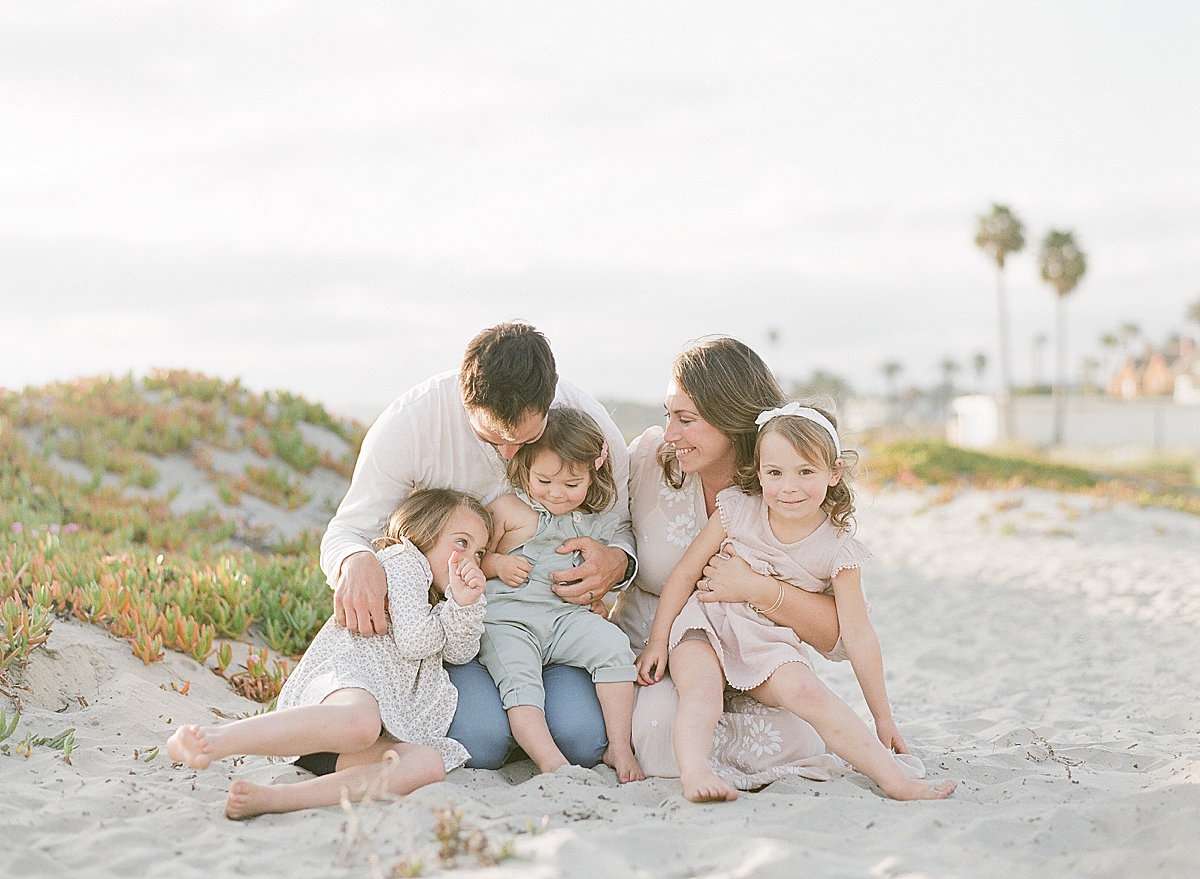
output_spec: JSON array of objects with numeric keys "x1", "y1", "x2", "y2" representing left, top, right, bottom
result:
[
  {"x1": 657, "y1": 337, "x2": 786, "y2": 490},
  {"x1": 735, "y1": 403, "x2": 860, "y2": 533},
  {"x1": 372, "y1": 487, "x2": 493, "y2": 605},
  {"x1": 507, "y1": 407, "x2": 617, "y2": 514}
]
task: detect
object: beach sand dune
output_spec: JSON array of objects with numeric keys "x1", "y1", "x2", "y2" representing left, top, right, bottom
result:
[{"x1": 2, "y1": 485, "x2": 1198, "y2": 878}]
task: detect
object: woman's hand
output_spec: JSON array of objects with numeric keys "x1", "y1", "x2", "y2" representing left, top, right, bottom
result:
[
  {"x1": 447, "y1": 551, "x2": 487, "y2": 606},
  {"x1": 874, "y1": 717, "x2": 910, "y2": 754},
  {"x1": 635, "y1": 639, "x2": 669, "y2": 685},
  {"x1": 695, "y1": 543, "x2": 773, "y2": 607},
  {"x1": 489, "y1": 553, "x2": 532, "y2": 588}
]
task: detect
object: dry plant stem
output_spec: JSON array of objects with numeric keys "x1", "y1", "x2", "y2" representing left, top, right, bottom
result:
[
  {"x1": 750, "y1": 663, "x2": 955, "y2": 801},
  {"x1": 168, "y1": 688, "x2": 382, "y2": 769},
  {"x1": 226, "y1": 741, "x2": 445, "y2": 820},
  {"x1": 506, "y1": 705, "x2": 569, "y2": 773},
  {"x1": 668, "y1": 639, "x2": 738, "y2": 802}
]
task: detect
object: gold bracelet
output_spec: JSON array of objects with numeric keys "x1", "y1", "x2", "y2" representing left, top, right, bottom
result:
[{"x1": 749, "y1": 582, "x2": 785, "y2": 616}]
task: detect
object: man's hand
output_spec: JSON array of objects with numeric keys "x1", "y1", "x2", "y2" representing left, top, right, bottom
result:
[
  {"x1": 549, "y1": 538, "x2": 627, "y2": 606},
  {"x1": 334, "y1": 551, "x2": 389, "y2": 636}
]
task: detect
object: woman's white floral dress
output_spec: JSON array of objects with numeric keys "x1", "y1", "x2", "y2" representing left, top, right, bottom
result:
[{"x1": 274, "y1": 539, "x2": 486, "y2": 772}]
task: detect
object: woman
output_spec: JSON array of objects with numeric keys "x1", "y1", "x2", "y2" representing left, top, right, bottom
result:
[{"x1": 611, "y1": 337, "x2": 847, "y2": 788}]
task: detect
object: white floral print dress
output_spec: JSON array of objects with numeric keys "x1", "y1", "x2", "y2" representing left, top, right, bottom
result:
[{"x1": 274, "y1": 539, "x2": 486, "y2": 772}]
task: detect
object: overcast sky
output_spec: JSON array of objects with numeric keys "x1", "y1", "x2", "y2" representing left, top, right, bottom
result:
[{"x1": 2, "y1": 1, "x2": 1198, "y2": 418}]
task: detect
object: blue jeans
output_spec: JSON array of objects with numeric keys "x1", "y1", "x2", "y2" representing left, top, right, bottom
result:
[{"x1": 445, "y1": 660, "x2": 607, "y2": 770}]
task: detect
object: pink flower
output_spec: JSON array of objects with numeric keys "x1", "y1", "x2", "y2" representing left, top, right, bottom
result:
[
  {"x1": 49, "y1": 523, "x2": 60, "y2": 534},
  {"x1": 10, "y1": 522, "x2": 22, "y2": 533},
  {"x1": 31, "y1": 529, "x2": 40, "y2": 538},
  {"x1": 64, "y1": 523, "x2": 81, "y2": 534}
]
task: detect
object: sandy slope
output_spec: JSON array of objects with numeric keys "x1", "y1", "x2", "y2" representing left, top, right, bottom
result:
[{"x1": 2, "y1": 485, "x2": 1198, "y2": 879}]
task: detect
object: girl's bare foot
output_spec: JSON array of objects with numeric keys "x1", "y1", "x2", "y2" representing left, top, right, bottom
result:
[
  {"x1": 167, "y1": 725, "x2": 214, "y2": 770},
  {"x1": 225, "y1": 779, "x2": 282, "y2": 820},
  {"x1": 603, "y1": 744, "x2": 645, "y2": 783},
  {"x1": 883, "y1": 778, "x2": 957, "y2": 801},
  {"x1": 680, "y1": 767, "x2": 738, "y2": 802}
]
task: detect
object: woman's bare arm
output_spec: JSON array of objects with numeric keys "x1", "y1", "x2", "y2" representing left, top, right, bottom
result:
[{"x1": 698, "y1": 546, "x2": 840, "y2": 654}]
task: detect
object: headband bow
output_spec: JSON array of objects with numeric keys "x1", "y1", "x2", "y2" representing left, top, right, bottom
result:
[
  {"x1": 755, "y1": 403, "x2": 841, "y2": 456},
  {"x1": 594, "y1": 440, "x2": 609, "y2": 471}
]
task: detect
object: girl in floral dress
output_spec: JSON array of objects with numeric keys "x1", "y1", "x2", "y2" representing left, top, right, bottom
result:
[{"x1": 167, "y1": 488, "x2": 490, "y2": 818}]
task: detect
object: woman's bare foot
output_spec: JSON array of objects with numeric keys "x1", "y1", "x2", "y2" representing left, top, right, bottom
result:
[
  {"x1": 225, "y1": 779, "x2": 283, "y2": 820},
  {"x1": 883, "y1": 778, "x2": 957, "y2": 801},
  {"x1": 680, "y1": 767, "x2": 738, "y2": 803},
  {"x1": 603, "y1": 744, "x2": 645, "y2": 784},
  {"x1": 167, "y1": 725, "x2": 214, "y2": 770}
]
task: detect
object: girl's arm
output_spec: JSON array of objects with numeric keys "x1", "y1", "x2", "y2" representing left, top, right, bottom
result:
[
  {"x1": 482, "y1": 496, "x2": 534, "y2": 586},
  {"x1": 439, "y1": 550, "x2": 488, "y2": 664},
  {"x1": 386, "y1": 555, "x2": 449, "y2": 661},
  {"x1": 698, "y1": 546, "x2": 840, "y2": 654},
  {"x1": 830, "y1": 567, "x2": 908, "y2": 754},
  {"x1": 635, "y1": 515, "x2": 728, "y2": 684}
]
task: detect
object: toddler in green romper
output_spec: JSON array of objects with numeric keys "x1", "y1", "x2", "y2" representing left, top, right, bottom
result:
[
  {"x1": 478, "y1": 407, "x2": 644, "y2": 782},
  {"x1": 478, "y1": 491, "x2": 638, "y2": 709}
]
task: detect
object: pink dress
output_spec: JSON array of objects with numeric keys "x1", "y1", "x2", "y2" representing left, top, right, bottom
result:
[{"x1": 670, "y1": 488, "x2": 872, "y2": 689}]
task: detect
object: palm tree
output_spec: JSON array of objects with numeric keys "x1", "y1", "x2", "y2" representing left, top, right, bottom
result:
[
  {"x1": 880, "y1": 360, "x2": 903, "y2": 401},
  {"x1": 972, "y1": 352, "x2": 988, "y2": 392},
  {"x1": 1031, "y1": 333, "x2": 1048, "y2": 387},
  {"x1": 1119, "y1": 322, "x2": 1141, "y2": 359},
  {"x1": 940, "y1": 358, "x2": 961, "y2": 394},
  {"x1": 1039, "y1": 230, "x2": 1088, "y2": 445},
  {"x1": 1099, "y1": 332, "x2": 1120, "y2": 388},
  {"x1": 975, "y1": 204, "x2": 1026, "y2": 439}
]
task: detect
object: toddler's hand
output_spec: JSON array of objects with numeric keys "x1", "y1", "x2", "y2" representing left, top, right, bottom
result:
[
  {"x1": 491, "y1": 554, "x2": 532, "y2": 588},
  {"x1": 874, "y1": 717, "x2": 909, "y2": 754},
  {"x1": 588, "y1": 598, "x2": 609, "y2": 618},
  {"x1": 448, "y1": 551, "x2": 487, "y2": 606},
  {"x1": 635, "y1": 640, "x2": 668, "y2": 686}
]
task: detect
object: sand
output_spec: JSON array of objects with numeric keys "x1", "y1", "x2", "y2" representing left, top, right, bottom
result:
[{"x1": 3, "y1": 484, "x2": 1198, "y2": 878}]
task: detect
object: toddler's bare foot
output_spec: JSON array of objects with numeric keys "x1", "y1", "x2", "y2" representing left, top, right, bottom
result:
[
  {"x1": 167, "y1": 725, "x2": 214, "y2": 770},
  {"x1": 603, "y1": 744, "x2": 645, "y2": 784},
  {"x1": 225, "y1": 779, "x2": 282, "y2": 820},
  {"x1": 884, "y1": 778, "x2": 957, "y2": 801},
  {"x1": 680, "y1": 767, "x2": 738, "y2": 803}
]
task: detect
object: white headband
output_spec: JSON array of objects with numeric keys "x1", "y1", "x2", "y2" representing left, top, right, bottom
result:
[{"x1": 755, "y1": 403, "x2": 841, "y2": 456}]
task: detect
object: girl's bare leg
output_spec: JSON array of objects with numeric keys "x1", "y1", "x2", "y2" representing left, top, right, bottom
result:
[
  {"x1": 167, "y1": 688, "x2": 382, "y2": 770},
  {"x1": 595, "y1": 681, "x2": 644, "y2": 783},
  {"x1": 751, "y1": 663, "x2": 955, "y2": 801},
  {"x1": 668, "y1": 639, "x2": 738, "y2": 802},
  {"x1": 507, "y1": 705, "x2": 569, "y2": 773},
  {"x1": 225, "y1": 740, "x2": 446, "y2": 819}
]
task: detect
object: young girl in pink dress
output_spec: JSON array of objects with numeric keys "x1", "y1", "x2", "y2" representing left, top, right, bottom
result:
[{"x1": 636, "y1": 404, "x2": 957, "y2": 803}]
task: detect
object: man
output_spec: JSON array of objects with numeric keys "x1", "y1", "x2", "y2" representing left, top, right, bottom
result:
[{"x1": 322, "y1": 322, "x2": 636, "y2": 769}]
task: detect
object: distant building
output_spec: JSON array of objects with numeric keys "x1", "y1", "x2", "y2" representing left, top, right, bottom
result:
[{"x1": 1108, "y1": 337, "x2": 1200, "y2": 403}]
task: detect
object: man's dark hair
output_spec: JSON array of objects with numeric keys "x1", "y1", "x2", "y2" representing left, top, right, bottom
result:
[{"x1": 459, "y1": 322, "x2": 558, "y2": 429}]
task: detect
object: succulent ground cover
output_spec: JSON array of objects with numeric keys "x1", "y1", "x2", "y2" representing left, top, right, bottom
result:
[
  {"x1": 866, "y1": 439, "x2": 1200, "y2": 515},
  {"x1": 0, "y1": 373, "x2": 362, "y2": 712}
]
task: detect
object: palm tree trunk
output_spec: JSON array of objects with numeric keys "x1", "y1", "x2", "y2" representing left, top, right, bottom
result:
[
  {"x1": 996, "y1": 264, "x2": 1012, "y2": 442},
  {"x1": 1052, "y1": 293, "x2": 1068, "y2": 445}
]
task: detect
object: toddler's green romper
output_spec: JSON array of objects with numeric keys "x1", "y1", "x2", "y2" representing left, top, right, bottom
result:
[{"x1": 477, "y1": 492, "x2": 638, "y2": 710}]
